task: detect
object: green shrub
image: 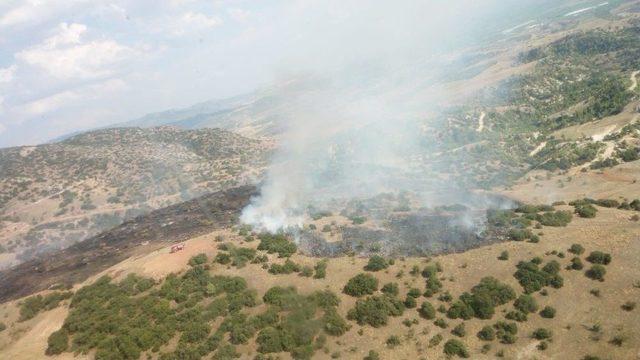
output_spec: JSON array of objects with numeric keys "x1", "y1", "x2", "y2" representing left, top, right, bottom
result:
[
  {"x1": 381, "y1": 282, "x2": 399, "y2": 296},
  {"x1": 568, "y1": 244, "x2": 585, "y2": 255},
  {"x1": 257, "y1": 233, "x2": 297, "y2": 257},
  {"x1": 539, "y1": 306, "x2": 556, "y2": 318},
  {"x1": 343, "y1": 274, "x2": 378, "y2": 297},
  {"x1": 0, "y1": 322, "x2": 5, "y2": 332},
  {"x1": 434, "y1": 318, "x2": 448, "y2": 328},
  {"x1": 621, "y1": 301, "x2": 636, "y2": 311},
  {"x1": 477, "y1": 325, "x2": 495, "y2": 341},
  {"x1": 514, "y1": 260, "x2": 564, "y2": 293},
  {"x1": 18, "y1": 291, "x2": 73, "y2": 321},
  {"x1": 46, "y1": 329, "x2": 69, "y2": 355},
  {"x1": 299, "y1": 265, "x2": 313, "y2": 278},
  {"x1": 346, "y1": 295, "x2": 404, "y2": 327},
  {"x1": 268, "y1": 259, "x2": 301, "y2": 275},
  {"x1": 498, "y1": 251, "x2": 509, "y2": 261},
  {"x1": 532, "y1": 328, "x2": 552, "y2": 340},
  {"x1": 418, "y1": 301, "x2": 436, "y2": 320},
  {"x1": 493, "y1": 321, "x2": 518, "y2": 344},
  {"x1": 407, "y1": 288, "x2": 421, "y2": 298},
  {"x1": 514, "y1": 294, "x2": 538, "y2": 313},
  {"x1": 595, "y1": 199, "x2": 619, "y2": 208},
  {"x1": 215, "y1": 253, "x2": 231, "y2": 265},
  {"x1": 428, "y1": 333, "x2": 443, "y2": 348},
  {"x1": 188, "y1": 253, "x2": 208, "y2": 267},
  {"x1": 421, "y1": 264, "x2": 439, "y2": 278},
  {"x1": 314, "y1": 260, "x2": 328, "y2": 279},
  {"x1": 443, "y1": 339, "x2": 469, "y2": 358},
  {"x1": 570, "y1": 257, "x2": 584, "y2": 270},
  {"x1": 386, "y1": 335, "x2": 401, "y2": 348},
  {"x1": 536, "y1": 211, "x2": 572, "y2": 226},
  {"x1": 586, "y1": 251, "x2": 611, "y2": 265},
  {"x1": 403, "y1": 296, "x2": 417, "y2": 309},
  {"x1": 323, "y1": 308, "x2": 350, "y2": 336},
  {"x1": 586, "y1": 265, "x2": 606, "y2": 281},
  {"x1": 508, "y1": 228, "x2": 532, "y2": 241},
  {"x1": 542, "y1": 260, "x2": 560, "y2": 275},
  {"x1": 505, "y1": 310, "x2": 528, "y2": 322},
  {"x1": 575, "y1": 204, "x2": 598, "y2": 218},
  {"x1": 423, "y1": 276, "x2": 443, "y2": 297},
  {"x1": 452, "y1": 323, "x2": 466, "y2": 337},
  {"x1": 447, "y1": 277, "x2": 516, "y2": 320},
  {"x1": 438, "y1": 291, "x2": 453, "y2": 302},
  {"x1": 364, "y1": 255, "x2": 388, "y2": 272},
  {"x1": 447, "y1": 300, "x2": 474, "y2": 320}
]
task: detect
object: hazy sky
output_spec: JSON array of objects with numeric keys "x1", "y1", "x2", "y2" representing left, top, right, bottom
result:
[{"x1": 0, "y1": 0, "x2": 559, "y2": 148}]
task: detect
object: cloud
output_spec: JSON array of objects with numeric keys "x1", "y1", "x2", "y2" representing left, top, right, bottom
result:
[
  {"x1": 171, "y1": 12, "x2": 223, "y2": 35},
  {"x1": 15, "y1": 22, "x2": 133, "y2": 80},
  {"x1": 227, "y1": 8, "x2": 250, "y2": 23},
  {"x1": 0, "y1": 0, "x2": 89, "y2": 28},
  {"x1": 0, "y1": 65, "x2": 17, "y2": 83},
  {"x1": 19, "y1": 78, "x2": 127, "y2": 115},
  {"x1": 21, "y1": 90, "x2": 80, "y2": 115}
]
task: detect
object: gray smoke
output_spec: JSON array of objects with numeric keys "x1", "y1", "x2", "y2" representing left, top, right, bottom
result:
[{"x1": 241, "y1": 0, "x2": 548, "y2": 232}]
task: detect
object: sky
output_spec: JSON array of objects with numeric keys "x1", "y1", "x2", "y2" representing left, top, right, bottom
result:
[{"x1": 0, "y1": 0, "x2": 554, "y2": 148}]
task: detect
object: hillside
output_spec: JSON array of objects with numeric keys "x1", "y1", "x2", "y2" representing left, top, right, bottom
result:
[
  {"x1": 1, "y1": 1, "x2": 640, "y2": 360},
  {"x1": 0, "y1": 187, "x2": 637, "y2": 359},
  {"x1": 0, "y1": 127, "x2": 272, "y2": 268}
]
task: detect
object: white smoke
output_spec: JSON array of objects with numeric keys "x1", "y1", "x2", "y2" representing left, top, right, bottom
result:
[{"x1": 240, "y1": 0, "x2": 549, "y2": 233}]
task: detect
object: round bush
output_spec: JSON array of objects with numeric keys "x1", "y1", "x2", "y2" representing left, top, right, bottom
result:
[{"x1": 343, "y1": 274, "x2": 378, "y2": 297}]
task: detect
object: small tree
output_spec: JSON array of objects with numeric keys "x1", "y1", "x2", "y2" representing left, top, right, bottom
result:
[
  {"x1": 343, "y1": 273, "x2": 379, "y2": 297},
  {"x1": 452, "y1": 323, "x2": 466, "y2": 337},
  {"x1": 386, "y1": 335, "x2": 401, "y2": 348},
  {"x1": 575, "y1": 204, "x2": 597, "y2": 218},
  {"x1": 188, "y1": 253, "x2": 208, "y2": 266},
  {"x1": 570, "y1": 257, "x2": 584, "y2": 270},
  {"x1": 381, "y1": 282, "x2": 399, "y2": 296},
  {"x1": 568, "y1": 243, "x2": 585, "y2": 255},
  {"x1": 46, "y1": 329, "x2": 69, "y2": 355},
  {"x1": 514, "y1": 294, "x2": 538, "y2": 314},
  {"x1": 404, "y1": 296, "x2": 417, "y2": 309},
  {"x1": 532, "y1": 328, "x2": 552, "y2": 340},
  {"x1": 586, "y1": 265, "x2": 606, "y2": 281},
  {"x1": 539, "y1": 306, "x2": 556, "y2": 318},
  {"x1": 418, "y1": 301, "x2": 436, "y2": 320},
  {"x1": 477, "y1": 325, "x2": 495, "y2": 341},
  {"x1": 586, "y1": 251, "x2": 611, "y2": 265},
  {"x1": 364, "y1": 255, "x2": 388, "y2": 272},
  {"x1": 443, "y1": 339, "x2": 469, "y2": 358}
]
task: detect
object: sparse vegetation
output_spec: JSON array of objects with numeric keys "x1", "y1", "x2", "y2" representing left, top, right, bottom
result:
[{"x1": 19, "y1": 291, "x2": 73, "y2": 321}]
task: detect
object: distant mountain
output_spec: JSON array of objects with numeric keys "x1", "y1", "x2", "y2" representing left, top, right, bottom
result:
[
  {"x1": 119, "y1": 77, "x2": 332, "y2": 139},
  {"x1": 0, "y1": 126, "x2": 272, "y2": 268}
]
